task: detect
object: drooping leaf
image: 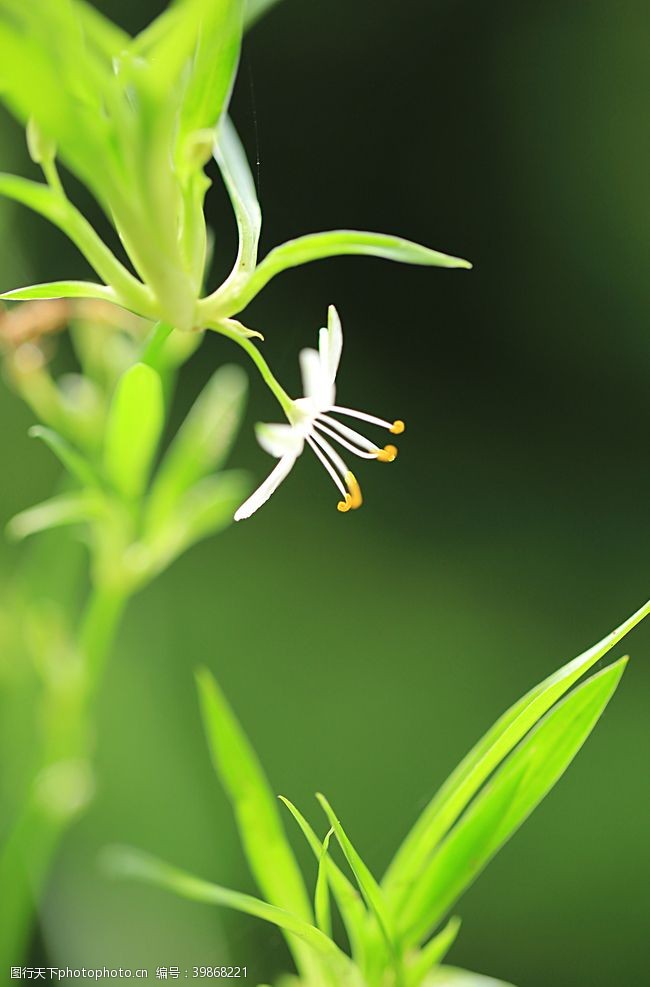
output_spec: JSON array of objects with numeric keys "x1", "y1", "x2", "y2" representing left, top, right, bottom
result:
[
  {"x1": 103, "y1": 363, "x2": 164, "y2": 499},
  {"x1": 224, "y1": 230, "x2": 472, "y2": 312},
  {"x1": 398, "y1": 659, "x2": 627, "y2": 945},
  {"x1": 105, "y1": 845, "x2": 363, "y2": 987},
  {"x1": 382, "y1": 599, "x2": 650, "y2": 912},
  {"x1": 214, "y1": 116, "x2": 262, "y2": 275}
]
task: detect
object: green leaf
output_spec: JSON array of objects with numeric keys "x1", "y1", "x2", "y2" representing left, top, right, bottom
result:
[
  {"x1": 0, "y1": 174, "x2": 154, "y2": 316},
  {"x1": 7, "y1": 491, "x2": 101, "y2": 541},
  {"x1": 29, "y1": 426, "x2": 99, "y2": 489},
  {"x1": 316, "y1": 794, "x2": 398, "y2": 964},
  {"x1": 214, "y1": 116, "x2": 262, "y2": 275},
  {"x1": 278, "y1": 797, "x2": 367, "y2": 966},
  {"x1": 218, "y1": 230, "x2": 472, "y2": 313},
  {"x1": 105, "y1": 846, "x2": 361, "y2": 986},
  {"x1": 382, "y1": 599, "x2": 650, "y2": 914},
  {"x1": 196, "y1": 669, "x2": 312, "y2": 920},
  {"x1": 146, "y1": 364, "x2": 247, "y2": 532},
  {"x1": 407, "y1": 917, "x2": 461, "y2": 987},
  {"x1": 144, "y1": 472, "x2": 249, "y2": 577},
  {"x1": 195, "y1": 670, "x2": 328, "y2": 987},
  {"x1": 315, "y1": 828, "x2": 334, "y2": 937},
  {"x1": 398, "y1": 659, "x2": 627, "y2": 946},
  {"x1": 103, "y1": 363, "x2": 164, "y2": 500},
  {"x1": 0, "y1": 281, "x2": 118, "y2": 303}
]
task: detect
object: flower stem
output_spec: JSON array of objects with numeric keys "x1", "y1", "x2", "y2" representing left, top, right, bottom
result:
[
  {"x1": 208, "y1": 321, "x2": 294, "y2": 418},
  {"x1": 0, "y1": 580, "x2": 129, "y2": 969}
]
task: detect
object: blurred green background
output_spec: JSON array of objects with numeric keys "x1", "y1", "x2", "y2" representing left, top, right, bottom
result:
[{"x1": 1, "y1": 1, "x2": 650, "y2": 984}]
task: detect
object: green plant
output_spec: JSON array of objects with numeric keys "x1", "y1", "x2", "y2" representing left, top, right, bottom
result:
[
  {"x1": 0, "y1": 0, "x2": 469, "y2": 969},
  {"x1": 110, "y1": 600, "x2": 649, "y2": 987}
]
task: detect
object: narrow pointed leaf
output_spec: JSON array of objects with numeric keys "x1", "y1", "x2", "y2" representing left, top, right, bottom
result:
[
  {"x1": 105, "y1": 846, "x2": 359, "y2": 981},
  {"x1": 398, "y1": 659, "x2": 627, "y2": 945},
  {"x1": 196, "y1": 670, "x2": 312, "y2": 920},
  {"x1": 103, "y1": 363, "x2": 164, "y2": 499},
  {"x1": 317, "y1": 794, "x2": 397, "y2": 958},
  {"x1": 1, "y1": 281, "x2": 117, "y2": 303},
  {"x1": 383, "y1": 598, "x2": 650, "y2": 910},
  {"x1": 7, "y1": 491, "x2": 101, "y2": 541},
  {"x1": 315, "y1": 828, "x2": 334, "y2": 937},
  {"x1": 147, "y1": 364, "x2": 247, "y2": 531},
  {"x1": 145, "y1": 472, "x2": 249, "y2": 576},
  {"x1": 29, "y1": 426, "x2": 99, "y2": 489},
  {"x1": 214, "y1": 116, "x2": 262, "y2": 275},
  {"x1": 226, "y1": 231, "x2": 471, "y2": 311},
  {"x1": 407, "y1": 917, "x2": 461, "y2": 987},
  {"x1": 279, "y1": 797, "x2": 367, "y2": 964}
]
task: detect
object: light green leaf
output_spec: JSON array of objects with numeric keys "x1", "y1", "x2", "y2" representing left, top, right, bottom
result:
[
  {"x1": 214, "y1": 116, "x2": 262, "y2": 275},
  {"x1": 147, "y1": 365, "x2": 247, "y2": 532},
  {"x1": 196, "y1": 669, "x2": 312, "y2": 920},
  {"x1": 195, "y1": 670, "x2": 327, "y2": 987},
  {"x1": 0, "y1": 174, "x2": 155, "y2": 316},
  {"x1": 103, "y1": 363, "x2": 164, "y2": 500},
  {"x1": 316, "y1": 794, "x2": 398, "y2": 963},
  {"x1": 382, "y1": 599, "x2": 650, "y2": 913},
  {"x1": 278, "y1": 797, "x2": 367, "y2": 966},
  {"x1": 29, "y1": 426, "x2": 99, "y2": 489},
  {"x1": 315, "y1": 828, "x2": 334, "y2": 937},
  {"x1": 105, "y1": 846, "x2": 358, "y2": 979},
  {"x1": 7, "y1": 492, "x2": 101, "y2": 541},
  {"x1": 0, "y1": 281, "x2": 117, "y2": 303},
  {"x1": 221, "y1": 230, "x2": 471, "y2": 313},
  {"x1": 398, "y1": 659, "x2": 627, "y2": 946},
  {"x1": 408, "y1": 917, "x2": 461, "y2": 987},
  {"x1": 144, "y1": 472, "x2": 248, "y2": 576}
]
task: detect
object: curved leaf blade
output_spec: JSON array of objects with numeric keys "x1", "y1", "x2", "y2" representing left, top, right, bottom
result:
[
  {"x1": 383, "y1": 598, "x2": 650, "y2": 911},
  {"x1": 398, "y1": 659, "x2": 627, "y2": 946},
  {"x1": 1, "y1": 281, "x2": 117, "y2": 303},
  {"x1": 103, "y1": 363, "x2": 164, "y2": 499}
]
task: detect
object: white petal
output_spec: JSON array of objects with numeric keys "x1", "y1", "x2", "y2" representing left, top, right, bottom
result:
[
  {"x1": 318, "y1": 304, "x2": 343, "y2": 384},
  {"x1": 299, "y1": 347, "x2": 332, "y2": 408},
  {"x1": 234, "y1": 453, "x2": 299, "y2": 521},
  {"x1": 256, "y1": 421, "x2": 303, "y2": 458}
]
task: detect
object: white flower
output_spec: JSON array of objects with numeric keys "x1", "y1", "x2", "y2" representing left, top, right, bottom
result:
[{"x1": 234, "y1": 306, "x2": 405, "y2": 520}]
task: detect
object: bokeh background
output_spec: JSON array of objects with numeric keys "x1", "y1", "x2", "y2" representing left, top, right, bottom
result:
[{"x1": 1, "y1": 1, "x2": 650, "y2": 984}]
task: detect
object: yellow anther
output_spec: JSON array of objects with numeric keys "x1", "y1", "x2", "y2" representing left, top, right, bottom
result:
[
  {"x1": 390, "y1": 419, "x2": 405, "y2": 435},
  {"x1": 376, "y1": 444, "x2": 398, "y2": 463},
  {"x1": 337, "y1": 494, "x2": 353, "y2": 513},
  {"x1": 337, "y1": 472, "x2": 363, "y2": 512}
]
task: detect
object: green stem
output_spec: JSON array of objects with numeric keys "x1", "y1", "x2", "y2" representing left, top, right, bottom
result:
[
  {"x1": 0, "y1": 580, "x2": 128, "y2": 969},
  {"x1": 209, "y1": 321, "x2": 295, "y2": 418}
]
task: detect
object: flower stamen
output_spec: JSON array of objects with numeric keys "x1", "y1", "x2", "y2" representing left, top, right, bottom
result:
[
  {"x1": 337, "y1": 472, "x2": 363, "y2": 512},
  {"x1": 390, "y1": 419, "x2": 405, "y2": 435},
  {"x1": 376, "y1": 444, "x2": 398, "y2": 463}
]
